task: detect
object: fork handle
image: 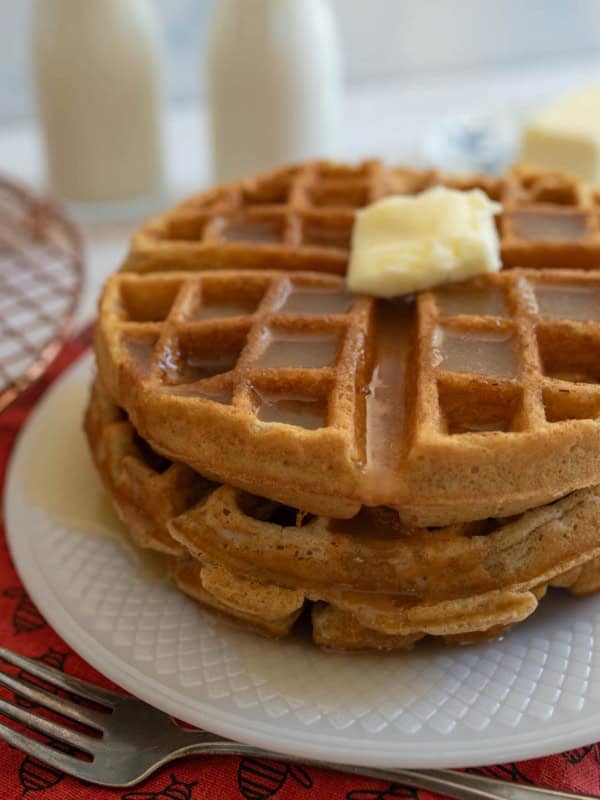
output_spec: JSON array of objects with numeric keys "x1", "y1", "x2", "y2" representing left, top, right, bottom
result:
[
  {"x1": 353, "y1": 769, "x2": 587, "y2": 800},
  {"x1": 170, "y1": 738, "x2": 596, "y2": 800},
  {"x1": 414, "y1": 770, "x2": 585, "y2": 800}
]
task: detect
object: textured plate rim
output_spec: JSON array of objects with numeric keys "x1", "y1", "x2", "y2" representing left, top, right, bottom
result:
[{"x1": 5, "y1": 353, "x2": 600, "y2": 769}]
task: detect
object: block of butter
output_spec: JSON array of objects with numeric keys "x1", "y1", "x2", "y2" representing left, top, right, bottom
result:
[
  {"x1": 522, "y1": 85, "x2": 600, "y2": 184},
  {"x1": 347, "y1": 187, "x2": 501, "y2": 298}
]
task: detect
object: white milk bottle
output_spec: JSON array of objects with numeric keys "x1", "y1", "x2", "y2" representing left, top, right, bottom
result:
[
  {"x1": 31, "y1": 0, "x2": 165, "y2": 220},
  {"x1": 205, "y1": 0, "x2": 343, "y2": 183}
]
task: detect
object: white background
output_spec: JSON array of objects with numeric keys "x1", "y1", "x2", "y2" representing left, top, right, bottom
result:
[{"x1": 3, "y1": 0, "x2": 600, "y2": 122}]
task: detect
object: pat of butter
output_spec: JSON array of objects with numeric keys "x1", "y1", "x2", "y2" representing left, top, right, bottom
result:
[
  {"x1": 521, "y1": 85, "x2": 600, "y2": 184},
  {"x1": 347, "y1": 187, "x2": 501, "y2": 298}
]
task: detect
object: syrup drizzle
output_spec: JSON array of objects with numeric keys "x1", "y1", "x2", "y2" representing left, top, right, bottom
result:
[
  {"x1": 435, "y1": 328, "x2": 517, "y2": 378},
  {"x1": 534, "y1": 284, "x2": 600, "y2": 321},
  {"x1": 364, "y1": 298, "x2": 414, "y2": 491},
  {"x1": 255, "y1": 333, "x2": 339, "y2": 369},
  {"x1": 279, "y1": 288, "x2": 354, "y2": 315},
  {"x1": 256, "y1": 392, "x2": 327, "y2": 429},
  {"x1": 434, "y1": 285, "x2": 507, "y2": 318}
]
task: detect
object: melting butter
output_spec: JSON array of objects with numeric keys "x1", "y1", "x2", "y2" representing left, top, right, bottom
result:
[{"x1": 347, "y1": 187, "x2": 501, "y2": 297}]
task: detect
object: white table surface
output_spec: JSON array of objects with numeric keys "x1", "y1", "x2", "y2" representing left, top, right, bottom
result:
[{"x1": 2, "y1": 53, "x2": 600, "y2": 328}]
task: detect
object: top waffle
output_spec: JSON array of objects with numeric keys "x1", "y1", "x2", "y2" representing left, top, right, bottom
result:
[
  {"x1": 96, "y1": 264, "x2": 600, "y2": 526},
  {"x1": 123, "y1": 161, "x2": 600, "y2": 276}
]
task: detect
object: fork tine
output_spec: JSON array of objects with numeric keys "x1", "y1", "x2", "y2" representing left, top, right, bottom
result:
[
  {"x1": 0, "y1": 719, "x2": 95, "y2": 782},
  {"x1": 0, "y1": 647, "x2": 122, "y2": 707},
  {"x1": 0, "y1": 669, "x2": 107, "y2": 731},
  {"x1": 0, "y1": 695, "x2": 96, "y2": 753}
]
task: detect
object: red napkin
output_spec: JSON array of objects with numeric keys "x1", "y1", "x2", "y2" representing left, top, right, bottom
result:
[{"x1": 0, "y1": 331, "x2": 599, "y2": 800}]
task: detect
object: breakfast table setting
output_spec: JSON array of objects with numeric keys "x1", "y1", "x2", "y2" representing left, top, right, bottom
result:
[{"x1": 6, "y1": 2, "x2": 600, "y2": 798}]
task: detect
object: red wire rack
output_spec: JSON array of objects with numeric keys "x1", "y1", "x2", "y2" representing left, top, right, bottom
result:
[{"x1": 0, "y1": 177, "x2": 83, "y2": 413}]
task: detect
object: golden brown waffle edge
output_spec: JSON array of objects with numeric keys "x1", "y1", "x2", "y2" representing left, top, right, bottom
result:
[
  {"x1": 95, "y1": 267, "x2": 600, "y2": 526},
  {"x1": 122, "y1": 161, "x2": 600, "y2": 275},
  {"x1": 85, "y1": 380, "x2": 600, "y2": 652}
]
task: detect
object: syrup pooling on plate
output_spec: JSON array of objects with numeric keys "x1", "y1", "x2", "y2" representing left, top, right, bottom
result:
[
  {"x1": 256, "y1": 392, "x2": 328, "y2": 429},
  {"x1": 512, "y1": 211, "x2": 588, "y2": 242},
  {"x1": 364, "y1": 298, "x2": 414, "y2": 492},
  {"x1": 534, "y1": 284, "x2": 600, "y2": 321},
  {"x1": 255, "y1": 333, "x2": 339, "y2": 369},
  {"x1": 435, "y1": 329, "x2": 518, "y2": 378}
]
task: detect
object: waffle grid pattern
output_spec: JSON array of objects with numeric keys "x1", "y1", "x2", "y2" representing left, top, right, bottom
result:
[
  {"x1": 419, "y1": 270, "x2": 600, "y2": 439},
  {"x1": 97, "y1": 266, "x2": 600, "y2": 523},
  {"x1": 125, "y1": 162, "x2": 600, "y2": 275},
  {"x1": 107, "y1": 270, "x2": 369, "y2": 441},
  {"x1": 144, "y1": 160, "x2": 387, "y2": 267},
  {"x1": 496, "y1": 168, "x2": 600, "y2": 268}
]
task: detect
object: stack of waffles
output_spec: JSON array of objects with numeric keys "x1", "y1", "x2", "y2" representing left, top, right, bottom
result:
[{"x1": 87, "y1": 160, "x2": 600, "y2": 651}]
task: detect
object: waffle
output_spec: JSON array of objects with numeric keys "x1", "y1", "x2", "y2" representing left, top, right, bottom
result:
[
  {"x1": 96, "y1": 266, "x2": 600, "y2": 526},
  {"x1": 122, "y1": 161, "x2": 600, "y2": 276},
  {"x1": 85, "y1": 380, "x2": 600, "y2": 651},
  {"x1": 84, "y1": 380, "x2": 214, "y2": 555}
]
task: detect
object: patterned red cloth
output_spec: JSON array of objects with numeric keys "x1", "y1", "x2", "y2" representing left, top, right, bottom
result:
[{"x1": 0, "y1": 332, "x2": 599, "y2": 800}]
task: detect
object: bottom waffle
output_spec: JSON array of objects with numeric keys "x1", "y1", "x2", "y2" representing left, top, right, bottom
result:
[{"x1": 85, "y1": 379, "x2": 600, "y2": 652}]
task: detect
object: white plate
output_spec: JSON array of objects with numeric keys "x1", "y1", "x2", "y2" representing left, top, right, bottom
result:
[{"x1": 6, "y1": 353, "x2": 600, "y2": 768}]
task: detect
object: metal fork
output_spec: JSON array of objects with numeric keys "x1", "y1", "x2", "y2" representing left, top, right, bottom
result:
[{"x1": 0, "y1": 647, "x2": 595, "y2": 798}]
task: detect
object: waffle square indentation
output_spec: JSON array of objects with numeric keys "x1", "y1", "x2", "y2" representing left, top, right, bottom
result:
[
  {"x1": 119, "y1": 279, "x2": 182, "y2": 323},
  {"x1": 433, "y1": 285, "x2": 508, "y2": 319},
  {"x1": 439, "y1": 380, "x2": 522, "y2": 435},
  {"x1": 159, "y1": 330, "x2": 245, "y2": 386},
  {"x1": 516, "y1": 173, "x2": 580, "y2": 206},
  {"x1": 543, "y1": 387, "x2": 600, "y2": 423},
  {"x1": 510, "y1": 211, "x2": 588, "y2": 242},
  {"x1": 278, "y1": 287, "x2": 354, "y2": 315},
  {"x1": 221, "y1": 213, "x2": 286, "y2": 244},
  {"x1": 189, "y1": 277, "x2": 266, "y2": 321},
  {"x1": 309, "y1": 182, "x2": 369, "y2": 208},
  {"x1": 301, "y1": 217, "x2": 353, "y2": 250},
  {"x1": 164, "y1": 211, "x2": 210, "y2": 241},
  {"x1": 254, "y1": 331, "x2": 340, "y2": 370},
  {"x1": 255, "y1": 392, "x2": 328, "y2": 430},
  {"x1": 190, "y1": 299, "x2": 259, "y2": 320},
  {"x1": 242, "y1": 177, "x2": 292, "y2": 206},
  {"x1": 434, "y1": 327, "x2": 518, "y2": 379},
  {"x1": 537, "y1": 325, "x2": 600, "y2": 384},
  {"x1": 533, "y1": 283, "x2": 600, "y2": 322}
]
